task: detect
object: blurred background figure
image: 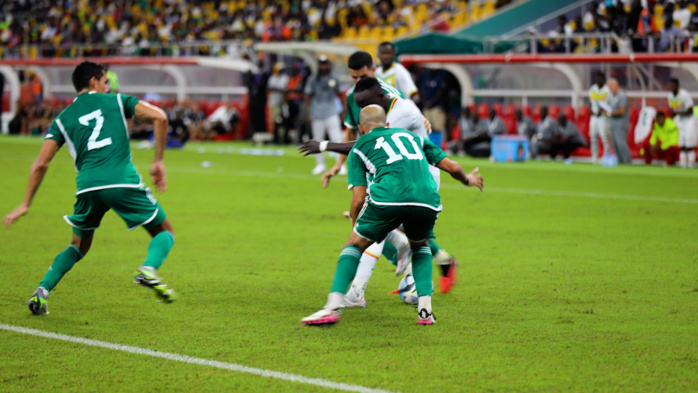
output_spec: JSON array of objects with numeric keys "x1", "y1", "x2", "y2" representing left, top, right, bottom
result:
[
  {"x1": 644, "y1": 112, "x2": 680, "y2": 166},
  {"x1": 589, "y1": 72, "x2": 610, "y2": 164},
  {"x1": 304, "y1": 55, "x2": 345, "y2": 175},
  {"x1": 516, "y1": 108, "x2": 536, "y2": 140},
  {"x1": 530, "y1": 106, "x2": 559, "y2": 159},
  {"x1": 267, "y1": 62, "x2": 288, "y2": 135},
  {"x1": 668, "y1": 78, "x2": 697, "y2": 168},
  {"x1": 607, "y1": 78, "x2": 631, "y2": 164},
  {"x1": 418, "y1": 68, "x2": 447, "y2": 139},
  {"x1": 557, "y1": 114, "x2": 587, "y2": 164}
]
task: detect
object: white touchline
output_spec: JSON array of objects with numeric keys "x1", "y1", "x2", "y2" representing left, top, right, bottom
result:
[
  {"x1": 0, "y1": 324, "x2": 397, "y2": 393},
  {"x1": 170, "y1": 168, "x2": 698, "y2": 205}
]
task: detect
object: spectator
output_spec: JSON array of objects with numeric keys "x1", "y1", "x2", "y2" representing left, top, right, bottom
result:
[
  {"x1": 207, "y1": 103, "x2": 240, "y2": 139},
  {"x1": 657, "y1": 15, "x2": 684, "y2": 52},
  {"x1": 589, "y1": 71, "x2": 611, "y2": 164},
  {"x1": 267, "y1": 62, "x2": 288, "y2": 134},
  {"x1": 668, "y1": 77, "x2": 697, "y2": 167},
  {"x1": 673, "y1": 0, "x2": 691, "y2": 30},
  {"x1": 644, "y1": 111, "x2": 680, "y2": 166},
  {"x1": 531, "y1": 106, "x2": 560, "y2": 159},
  {"x1": 557, "y1": 114, "x2": 588, "y2": 164},
  {"x1": 487, "y1": 108, "x2": 506, "y2": 137},
  {"x1": 607, "y1": 78, "x2": 632, "y2": 164},
  {"x1": 450, "y1": 107, "x2": 474, "y2": 154},
  {"x1": 516, "y1": 109, "x2": 537, "y2": 140},
  {"x1": 169, "y1": 109, "x2": 191, "y2": 146},
  {"x1": 461, "y1": 110, "x2": 491, "y2": 157},
  {"x1": 245, "y1": 59, "x2": 270, "y2": 138},
  {"x1": 303, "y1": 55, "x2": 345, "y2": 174},
  {"x1": 274, "y1": 65, "x2": 304, "y2": 144},
  {"x1": 418, "y1": 68, "x2": 448, "y2": 138}
]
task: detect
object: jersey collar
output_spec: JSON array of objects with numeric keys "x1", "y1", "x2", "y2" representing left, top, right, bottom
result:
[{"x1": 386, "y1": 97, "x2": 398, "y2": 115}]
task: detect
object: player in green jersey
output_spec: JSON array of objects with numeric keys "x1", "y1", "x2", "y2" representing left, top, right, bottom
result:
[
  {"x1": 301, "y1": 105, "x2": 483, "y2": 326},
  {"x1": 3, "y1": 61, "x2": 177, "y2": 315}
]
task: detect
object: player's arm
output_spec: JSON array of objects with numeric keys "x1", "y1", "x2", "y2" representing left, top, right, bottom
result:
[
  {"x1": 299, "y1": 140, "x2": 356, "y2": 156},
  {"x1": 436, "y1": 159, "x2": 483, "y2": 191},
  {"x1": 134, "y1": 101, "x2": 169, "y2": 192},
  {"x1": 349, "y1": 186, "x2": 367, "y2": 227},
  {"x1": 3, "y1": 139, "x2": 59, "y2": 228}
]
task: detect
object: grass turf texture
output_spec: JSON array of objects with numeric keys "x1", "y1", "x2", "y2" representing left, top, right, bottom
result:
[{"x1": 0, "y1": 135, "x2": 696, "y2": 393}]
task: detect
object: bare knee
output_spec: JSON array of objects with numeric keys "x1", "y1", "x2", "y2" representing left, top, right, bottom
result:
[
  {"x1": 147, "y1": 218, "x2": 174, "y2": 238},
  {"x1": 71, "y1": 234, "x2": 93, "y2": 257}
]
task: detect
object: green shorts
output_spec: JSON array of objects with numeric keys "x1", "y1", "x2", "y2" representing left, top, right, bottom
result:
[
  {"x1": 64, "y1": 186, "x2": 167, "y2": 238},
  {"x1": 354, "y1": 202, "x2": 438, "y2": 243}
]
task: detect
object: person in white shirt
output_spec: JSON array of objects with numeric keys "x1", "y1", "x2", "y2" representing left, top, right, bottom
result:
[
  {"x1": 266, "y1": 62, "x2": 288, "y2": 134},
  {"x1": 375, "y1": 42, "x2": 420, "y2": 104},
  {"x1": 589, "y1": 72, "x2": 611, "y2": 164},
  {"x1": 673, "y1": 0, "x2": 691, "y2": 30},
  {"x1": 668, "y1": 77, "x2": 697, "y2": 167}
]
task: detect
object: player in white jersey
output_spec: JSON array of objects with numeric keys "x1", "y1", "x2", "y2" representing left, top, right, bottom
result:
[
  {"x1": 589, "y1": 72, "x2": 611, "y2": 164},
  {"x1": 376, "y1": 42, "x2": 420, "y2": 103},
  {"x1": 668, "y1": 78, "x2": 697, "y2": 168}
]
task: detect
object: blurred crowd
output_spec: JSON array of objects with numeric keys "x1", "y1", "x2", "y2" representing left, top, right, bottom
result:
[
  {"x1": 0, "y1": 0, "x2": 470, "y2": 58},
  {"x1": 537, "y1": 0, "x2": 698, "y2": 53}
]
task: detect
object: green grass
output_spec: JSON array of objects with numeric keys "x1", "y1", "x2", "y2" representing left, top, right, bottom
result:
[{"x1": 0, "y1": 135, "x2": 697, "y2": 393}]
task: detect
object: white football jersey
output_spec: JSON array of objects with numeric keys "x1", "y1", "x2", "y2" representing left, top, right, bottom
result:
[
  {"x1": 375, "y1": 62, "x2": 418, "y2": 100},
  {"x1": 668, "y1": 88, "x2": 694, "y2": 115},
  {"x1": 589, "y1": 84, "x2": 610, "y2": 115},
  {"x1": 385, "y1": 96, "x2": 428, "y2": 138}
]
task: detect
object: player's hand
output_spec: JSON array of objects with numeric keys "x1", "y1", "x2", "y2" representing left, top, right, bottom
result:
[
  {"x1": 422, "y1": 115, "x2": 432, "y2": 134},
  {"x1": 321, "y1": 166, "x2": 340, "y2": 188},
  {"x1": 466, "y1": 167, "x2": 484, "y2": 191},
  {"x1": 150, "y1": 161, "x2": 168, "y2": 193},
  {"x1": 298, "y1": 140, "x2": 321, "y2": 156},
  {"x1": 3, "y1": 204, "x2": 29, "y2": 228}
]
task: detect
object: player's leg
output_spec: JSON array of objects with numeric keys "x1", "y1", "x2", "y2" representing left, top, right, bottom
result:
[
  {"x1": 311, "y1": 118, "x2": 327, "y2": 174},
  {"x1": 600, "y1": 118, "x2": 611, "y2": 160},
  {"x1": 402, "y1": 207, "x2": 439, "y2": 325},
  {"x1": 302, "y1": 205, "x2": 400, "y2": 325},
  {"x1": 343, "y1": 241, "x2": 384, "y2": 308},
  {"x1": 589, "y1": 116, "x2": 599, "y2": 163},
  {"x1": 29, "y1": 193, "x2": 107, "y2": 315},
  {"x1": 102, "y1": 187, "x2": 176, "y2": 303}
]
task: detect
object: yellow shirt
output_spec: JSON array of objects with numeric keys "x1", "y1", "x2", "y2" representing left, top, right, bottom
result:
[{"x1": 650, "y1": 118, "x2": 679, "y2": 150}]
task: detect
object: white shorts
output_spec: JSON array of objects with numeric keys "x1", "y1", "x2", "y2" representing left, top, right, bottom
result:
[{"x1": 675, "y1": 115, "x2": 698, "y2": 148}]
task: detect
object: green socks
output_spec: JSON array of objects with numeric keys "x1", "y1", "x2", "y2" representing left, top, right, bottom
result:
[
  {"x1": 329, "y1": 245, "x2": 362, "y2": 294},
  {"x1": 40, "y1": 245, "x2": 83, "y2": 292},
  {"x1": 143, "y1": 231, "x2": 174, "y2": 270},
  {"x1": 411, "y1": 246, "x2": 433, "y2": 296}
]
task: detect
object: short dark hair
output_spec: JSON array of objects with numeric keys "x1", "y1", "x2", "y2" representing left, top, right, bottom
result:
[
  {"x1": 72, "y1": 61, "x2": 106, "y2": 92},
  {"x1": 595, "y1": 71, "x2": 605, "y2": 80},
  {"x1": 656, "y1": 111, "x2": 666, "y2": 118},
  {"x1": 348, "y1": 51, "x2": 373, "y2": 70},
  {"x1": 670, "y1": 78, "x2": 680, "y2": 86},
  {"x1": 354, "y1": 77, "x2": 382, "y2": 94},
  {"x1": 378, "y1": 42, "x2": 395, "y2": 50}
]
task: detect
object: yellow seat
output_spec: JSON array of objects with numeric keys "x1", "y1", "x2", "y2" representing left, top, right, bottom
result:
[
  {"x1": 357, "y1": 26, "x2": 370, "y2": 39},
  {"x1": 395, "y1": 26, "x2": 409, "y2": 37},
  {"x1": 689, "y1": 4, "x2": 697, "y2": 13},
  {"x1": 344, "y1": 27, "x2": 357, "y2": 40},
  {"x1": 655, "y1": 18, "x2": 665, "y2": 31},
  {"x1": 367, "y1": 26, "x2": 381, "y2": 40},
  {"x1": 454, "y1": 12, "x2": 468, "y2": 26},
  {"x1": 471, "y1": 5, "x2": 482, "y2": 21},
  {"x1": 381, "y1": 28, "x2": 395, "y2": 43}
]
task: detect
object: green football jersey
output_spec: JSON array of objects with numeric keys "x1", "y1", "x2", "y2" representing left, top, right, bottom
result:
[
  {"x1": 347, "y1": 126, "x2": 447, "y2": 211},
  {"x1": 45, "y1": 92, "x2": 142, "y2": 195},
  {"x1": 344, "y1": 77, "x2": 404, "y2": 130}
]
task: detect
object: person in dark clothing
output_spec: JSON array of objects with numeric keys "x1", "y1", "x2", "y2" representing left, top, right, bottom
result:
[{"x1": 245, "y1": 59, "x2": 270, "y2": 139}]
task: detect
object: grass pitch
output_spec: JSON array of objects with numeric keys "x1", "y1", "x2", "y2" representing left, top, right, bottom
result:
[{"x1": 0, "y1": 135, "x2": 696, "y2": 392}]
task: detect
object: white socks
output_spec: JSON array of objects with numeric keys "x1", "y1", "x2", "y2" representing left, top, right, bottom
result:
[
  {"x1": 680, "y1": 151, "x2": 688, "y2": 168},
  {"x1": 385, "y1": 230, "x2": 410, "y2": 262},
  {"x1": 418, "y1": 295, "x2": 432, "y2": 313},
  {"x1": 325, "y1": 292, "x2": 344, "y2": 310},
  {"x1": 346, "y1": 242, "x2": 384, "y2": 301},
  {"x1": 688, "y1": 150, "x2": 696, "y2": 168}
]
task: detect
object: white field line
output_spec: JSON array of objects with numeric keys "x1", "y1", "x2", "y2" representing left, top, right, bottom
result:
[
  {"x1": 0, "y1": 324, "x2": 397, "y2": 393},
  {"x1": 170, "y1": 168, "x2": 698, "y2": 205}
]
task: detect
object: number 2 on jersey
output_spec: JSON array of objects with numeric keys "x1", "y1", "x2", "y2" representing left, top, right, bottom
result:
[
  {"x1": 79, "y1": 109, "x2": 112, "y2": 151},
  {"x1": 374, "y1": 132, "x2": 423, "y2": 164}
]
